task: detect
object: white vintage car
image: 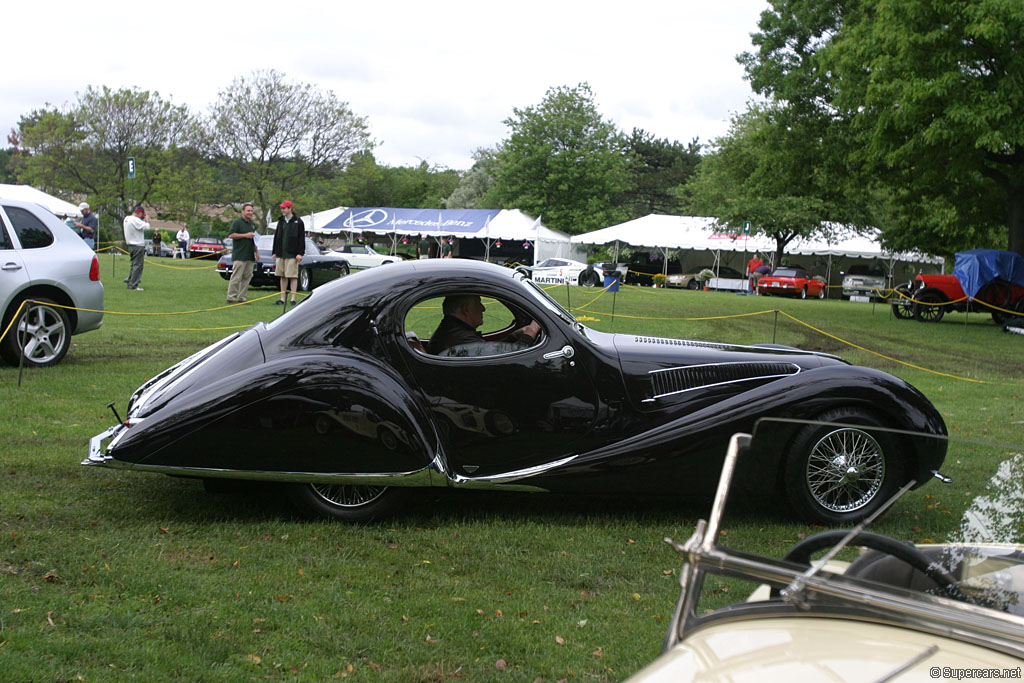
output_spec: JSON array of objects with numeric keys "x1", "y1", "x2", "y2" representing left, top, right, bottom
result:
[
  {"x1": 330, "y1": 244, "x2": 400, "y2": 269},
  {"x1": 630, "y1": 421, "x2": 1024, "y2": 680},
  {"x1": 516, "y1": 258, "x2": 607, "y2": 287}
]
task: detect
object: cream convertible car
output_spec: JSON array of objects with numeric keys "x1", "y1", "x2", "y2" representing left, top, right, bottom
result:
[{"x1": 631, "y1": 421, "x2": 1024, "y2": 680}]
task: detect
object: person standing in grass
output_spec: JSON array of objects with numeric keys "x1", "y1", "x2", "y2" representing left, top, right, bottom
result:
[
  {"x1": 271, "y1": 200, "x2": 304, "y2": 305},
  {"x1": 123, "y1": 205, "x2": 148, "y2": 291},
  {"x1": 226, "y1": 202, "x2": 259, "y2": 304}
]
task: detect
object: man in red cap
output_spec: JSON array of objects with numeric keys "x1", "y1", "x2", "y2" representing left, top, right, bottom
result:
[{"x1": 271, "y1": 200, "x2": 305, "y2": 305}]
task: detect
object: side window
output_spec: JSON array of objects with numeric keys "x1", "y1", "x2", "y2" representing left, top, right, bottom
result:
[
  {"x1": 403, "y1": 293, "x2": 542, "y2": 358},
  {"x1": 2, "y1": 205, "x2": 54, "y2": 249}
]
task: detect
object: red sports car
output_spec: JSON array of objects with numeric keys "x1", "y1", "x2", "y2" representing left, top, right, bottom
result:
[{"x1": 757, "y1": 267, "x2": 827, "y2": 299}]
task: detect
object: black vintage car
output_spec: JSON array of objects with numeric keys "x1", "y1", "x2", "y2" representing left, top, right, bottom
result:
[
  {"x1": 216, "y1": 235, "x2": 351, "y2": 291},
  {"x1": 85, "y1": 260, "x2": 947, "y2": 524}
]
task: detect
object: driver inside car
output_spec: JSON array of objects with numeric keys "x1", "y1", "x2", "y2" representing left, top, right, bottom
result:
[{"x1": 426, "y1": 294, "x2": 541, "y2": 356}]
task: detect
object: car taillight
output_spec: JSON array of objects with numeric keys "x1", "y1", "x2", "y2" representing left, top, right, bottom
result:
[{"x1": 89, "y1": 256, "x2": 100, "y2": 281}]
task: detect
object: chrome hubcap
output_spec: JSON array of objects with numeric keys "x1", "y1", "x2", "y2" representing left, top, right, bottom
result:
[{"x1": 806, "y1": 428, "x2": 885, "y2": 513}]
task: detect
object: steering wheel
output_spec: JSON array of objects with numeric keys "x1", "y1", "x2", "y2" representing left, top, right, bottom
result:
[{"x1": 771, "y1": 530, "x2": 957, "y2": 597}]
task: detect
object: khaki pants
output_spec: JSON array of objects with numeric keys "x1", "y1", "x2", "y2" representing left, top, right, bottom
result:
[{"x1": 227, "y1": 260, "x2": 255, "y2": 302}]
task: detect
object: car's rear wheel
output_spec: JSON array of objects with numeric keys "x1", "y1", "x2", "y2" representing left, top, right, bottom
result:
[
  {"x1": 913, "y1": 289, "x2": 946, "y2": 322},
  {"x1": 817, "y1": 285, "x2": 826, "y2": 299},
  {"x1": 783, "y1": 408, "x2": 902, "y2": 525},
  {"x1": 1, "y1": 297, "x2": 72, "y2": 368},
  {"x1": 287, "y1": 483, "x2": 410, "y2": 522},
  {"x1": 981, "y1": 279, "x2": 1014, "y2": 324},
  {"x1": 686, "y1": 279, "x2": 700, "y2": 291},
  {"x1": 298, "y1": 268, "x2": 312, "y2": 292}
]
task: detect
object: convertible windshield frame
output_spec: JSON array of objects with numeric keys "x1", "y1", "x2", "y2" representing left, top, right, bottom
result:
[{"x1": 662, "y1": 429, "x2": 1024, "y2": 659}]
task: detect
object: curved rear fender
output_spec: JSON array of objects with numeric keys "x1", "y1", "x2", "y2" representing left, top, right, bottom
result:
[{"x1": 110, "y1": 350, "x2": 439, "y2": 477}]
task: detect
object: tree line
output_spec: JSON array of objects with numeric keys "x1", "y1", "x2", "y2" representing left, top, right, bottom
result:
[
  {"x1": 5, "y1": 0, "x2": 1021, "y2": 260},
  {"x1": 4, "y1": 73, "x2": 699, "y2": 239}
]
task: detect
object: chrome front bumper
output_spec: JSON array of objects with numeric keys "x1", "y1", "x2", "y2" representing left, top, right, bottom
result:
[{"x1": 83, "y1": 424, "x2": 126, "y2": 466}]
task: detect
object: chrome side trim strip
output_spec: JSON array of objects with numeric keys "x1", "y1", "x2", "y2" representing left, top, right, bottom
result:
[
  {"x1": 448, "y1": 454, "x2": 576, "y2": 490},
  {"x1": 109, "y1": 463, "x2": 437, "y2": 488}
]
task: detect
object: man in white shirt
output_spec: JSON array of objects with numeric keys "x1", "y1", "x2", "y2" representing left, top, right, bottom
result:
[
  {"x1": 123, "y1": 205, "x2": 149, "y2": 290},
  {"x1": 176, "y1": 226, "x2": 190, "y2": 259}
]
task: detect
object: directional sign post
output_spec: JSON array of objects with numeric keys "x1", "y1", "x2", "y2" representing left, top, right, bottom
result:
[{"x1": 127, "y1": 157, "x2": 136, "y2": 210}]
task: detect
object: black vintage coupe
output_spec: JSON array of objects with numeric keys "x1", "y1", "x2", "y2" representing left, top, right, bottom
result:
[
  {"x1": 216, "y1": 235, "x2": 351, "y2": 292},
  {"x1": 85, "y1": 260, "x2": 947, "y2": 524}
]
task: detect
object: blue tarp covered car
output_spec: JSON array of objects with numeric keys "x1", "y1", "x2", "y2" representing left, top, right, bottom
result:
[{"x1": 952, "y1": 249, "x2": 1024, "y2": 300}]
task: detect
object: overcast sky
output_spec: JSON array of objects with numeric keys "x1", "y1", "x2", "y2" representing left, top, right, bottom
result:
[{"x1": 6, "y1": 0, "x2": 767, "y2": 170}]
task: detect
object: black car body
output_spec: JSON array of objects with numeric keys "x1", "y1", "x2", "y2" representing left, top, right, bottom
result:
[
  {"x1": 86, "y1": 260, "x2": 947, "y2": 524},
  {"x1": 216, "y1": 235, "x2": 351, "y2": 291}
]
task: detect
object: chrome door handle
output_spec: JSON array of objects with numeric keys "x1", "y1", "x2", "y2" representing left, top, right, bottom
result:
[
  {"x1": 2, "y1": 263, "x2": 23, "y2": 271},
  {"x1": 543, "y1": 345, "x2": 575, "y2": 360}
]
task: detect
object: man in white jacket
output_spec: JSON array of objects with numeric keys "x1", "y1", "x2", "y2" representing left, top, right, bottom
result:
[{"x1": 123, "y1": 205, "x2": 149, "y2": 290}]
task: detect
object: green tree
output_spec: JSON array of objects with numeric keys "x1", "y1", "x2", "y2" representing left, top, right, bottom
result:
[
  {"x1": 445, "y1": 148, "x2": 500, "y2": 209},
  {"x1": 208, "y1": 69, "x2": 373, "y2": 220},
  {"x1": 492, "y1": 84, "x2": 632, "y2": 235},
  {"x1": 621, "y1": 129, "x2": 702, "y2": 217},
  {"x1": 687, "y1": 104, "x2": 851, "y2": 264},
  {"x1": 743, "y1": 0, "x2": 1024, "y2": 257},
  {"x1": 15, "y1": 86, "x2": 199, "y2": 221}
]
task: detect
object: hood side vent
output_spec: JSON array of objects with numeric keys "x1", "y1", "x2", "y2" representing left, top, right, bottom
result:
[
  {"x1": 633, "y1": 336, "x2": 728, "y2": 350},
  {"x1": 648, "y1": 362, "x2": 800, "y2": 400}
]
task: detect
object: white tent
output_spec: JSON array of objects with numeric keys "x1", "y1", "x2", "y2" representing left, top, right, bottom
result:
[
  {"x1": 293, "y1": 206, "x2": 580, "y2": 264},
  {"x1": 570, "y1": 214, "x2": 774, "y2": 277},
  {"x1": 0, "y1": 184, "x2": 83, "y2": 218}
]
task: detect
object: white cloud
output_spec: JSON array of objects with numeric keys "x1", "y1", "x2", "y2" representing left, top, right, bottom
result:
[{"x1": 3, "y1": 0, "x2": 767, "y2": 169}]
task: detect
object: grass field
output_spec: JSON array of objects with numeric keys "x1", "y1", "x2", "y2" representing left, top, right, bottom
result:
[{"x1": 2, "y1": 253, "x2": 1022, "y2": 681}]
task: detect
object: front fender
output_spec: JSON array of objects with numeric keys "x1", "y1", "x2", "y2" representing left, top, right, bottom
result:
[{"x1": 533, "y1": 365, "x2": 946, "y2": 494}]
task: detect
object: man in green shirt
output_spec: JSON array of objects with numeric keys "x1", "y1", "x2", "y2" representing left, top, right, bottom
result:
[{"x1": 226, "y1": 202, "x2": 260, "y2": 304}]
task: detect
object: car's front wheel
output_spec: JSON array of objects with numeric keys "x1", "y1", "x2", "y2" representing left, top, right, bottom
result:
[
  {"x1": 783, "y1": 408, "x2": 902, "y2": 525},
  {"x1": 891, "y1": 285, "x2": 915, "y2": 319},
  {"x1": 578, "y1": 269, "x2": 601, "y2": 287},
  {"x1": 0, "y1": 297, "x2": 72, "y2": 367},
  {"x1": 799, "y1": 286, "x2": 808, "y2": 300},
  {"x1": 287, "y1": 483, "x2": 410, "y2": 522},
  {"x1": 298, "y1": 268, "x2": 312, "y2": 292}
]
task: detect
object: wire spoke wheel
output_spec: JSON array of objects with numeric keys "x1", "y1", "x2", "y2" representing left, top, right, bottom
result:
[
  {"x1": 310, "y1": 483, "x2": 388, "y2": 508},
  {"x1": 804, "y1": 427, "x2": 885, "y2": 514}
]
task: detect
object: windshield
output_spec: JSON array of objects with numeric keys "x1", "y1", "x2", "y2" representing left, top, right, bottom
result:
[{"x1": 520, "y1": 276, "x2": 577, "y2": 326}]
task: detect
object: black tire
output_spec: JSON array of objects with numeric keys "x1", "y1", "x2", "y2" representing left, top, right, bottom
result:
[
  {"x1": 339, "y1": 262, "x2": 350, "y2": 276},
  {"x1": 799, "y1": 286, "x2": 808, "y2": 300},
  {"x1": 579, "y1": 269, "x2": 601, "y2": 287},
  {"x1": 783, "y1": 408, "x2": 903, "y2": 525},
  {"x1": 219, "y1": 272, "x2": 230, "y2": 281},
  {"x1": 287, "y1": 483, "x2": 410, "y2": 522},
  {"x1": 913, "y1": 289, "x2": 946, "y2": 323},
  {"x1": 981, "y1": 279, "x2": 1014, "y2": 324},
  {"x1": 298, "y1": 268, "x2": 312, "y2": 292},
  {"x1": 687, "y1": 279, "x2": 700, "y2": 291},
  {"x1": 891, "y1": 286, "x2": 915, "y2": 320},
  {"x1": 1, "y1": 297, "x2": 72, "y2": 367},
  {"x1": 817, "y1": 285, "x2": 826, "y2": 300}
]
